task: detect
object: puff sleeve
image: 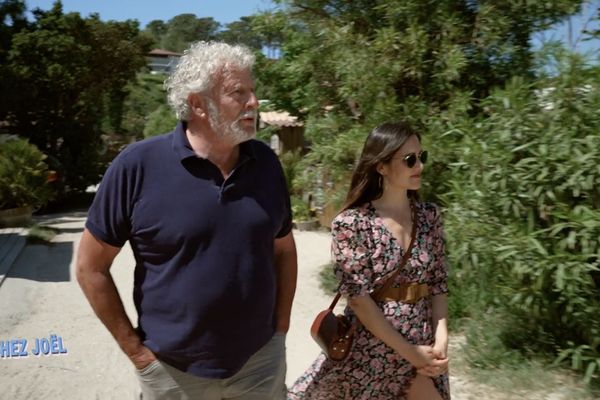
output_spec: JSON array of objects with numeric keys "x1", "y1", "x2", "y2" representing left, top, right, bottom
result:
[{"x1": 331, "y1": 210, "x2": 374, "y2": 298}]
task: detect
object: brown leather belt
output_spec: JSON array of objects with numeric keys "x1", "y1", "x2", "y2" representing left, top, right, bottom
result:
[{"x1": 371, "y1": 282, "x2": 429, "y2": 304}]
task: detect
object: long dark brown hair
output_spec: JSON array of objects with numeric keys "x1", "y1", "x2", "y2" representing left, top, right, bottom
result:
[{"x1": 342, "y1": 121, "x2": 421, "y2": 212}]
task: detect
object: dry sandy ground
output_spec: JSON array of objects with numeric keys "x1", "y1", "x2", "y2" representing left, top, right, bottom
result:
[
  {"x1": 0, "y1": 211, "x2": 572, "y2": 400},
  {"x1": 0, "y1": 212, "x2": 340, "y2": 399}
]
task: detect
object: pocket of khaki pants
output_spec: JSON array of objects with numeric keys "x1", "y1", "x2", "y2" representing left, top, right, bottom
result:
[{"x1": 136, "y1": 360, "x2": 160, "y2": 376}]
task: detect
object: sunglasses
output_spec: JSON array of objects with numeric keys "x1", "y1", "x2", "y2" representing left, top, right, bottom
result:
[{"x1": 398, "y1": 151, "x2": 428, "y2": 168}]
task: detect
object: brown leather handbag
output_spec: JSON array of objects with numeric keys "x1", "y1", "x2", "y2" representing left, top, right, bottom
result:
[
  {"x1": 310, "y1": 203, "x2": 417, "y2": 361},
  {"x1": 310, "y1": 292, "x2": 356, "y2": 361}
]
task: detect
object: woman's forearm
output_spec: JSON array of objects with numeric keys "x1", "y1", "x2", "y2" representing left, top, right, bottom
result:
[{"x1": 432, "y1": 293, "x2": 448, "y2": 344}]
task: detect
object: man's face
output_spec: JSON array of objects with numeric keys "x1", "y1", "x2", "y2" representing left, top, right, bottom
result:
[{"x1": 206, "y1": 66, "x2": 258, "y2": 145}]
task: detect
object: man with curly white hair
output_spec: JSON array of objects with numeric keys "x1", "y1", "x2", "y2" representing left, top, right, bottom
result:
[{"x1": 77, "y1": 41, "x2": 297, "y2": 400}]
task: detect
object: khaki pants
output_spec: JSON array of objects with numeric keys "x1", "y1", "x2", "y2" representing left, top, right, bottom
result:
[{"x1": 136, "y1": 334, "x2": 287, "y2": 400}]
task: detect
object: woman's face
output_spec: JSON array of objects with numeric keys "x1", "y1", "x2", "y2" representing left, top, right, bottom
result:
[{"x1": 377, "y1": 134, "x2": 425, "y2": 192}]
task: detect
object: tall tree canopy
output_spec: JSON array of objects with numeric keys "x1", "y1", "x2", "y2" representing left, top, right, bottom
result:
[
  {"x1": 252, "y1": 0, "x2": 586, "y2": 196},
  {"x1": 143, "y1": 13, "x2": 271, "y2": 52},
  {"x1": 0, "y1": 0, "x2": 27, "y2": 61},
  {"x1": 145, "y1": 14, "x2": 221, "y2": 52},
  {"x1": 0, "y1": 0, "x2": 151, "y2": 193},
  {"x1": 218, "y1": 16, "x2": 264, "y2": 50},
  {"x1": 258, "y1": 0, "x2": 583, "y2": 116}
]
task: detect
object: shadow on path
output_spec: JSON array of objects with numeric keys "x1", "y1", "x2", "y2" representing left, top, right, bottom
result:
[
  {"x1": 34, "y1": 211, "x2": 88, "y2": 225},
  {"x1": 3, "y1": 209, "x2": 90, "y2": 283},
  {"x1": 7, "y1": 242, "x2": 73, "y2": 282}
]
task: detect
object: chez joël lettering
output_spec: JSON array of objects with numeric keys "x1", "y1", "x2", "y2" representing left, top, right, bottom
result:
[{"x1": 0, "y1": 334, "x2": 68, "y2": 358}]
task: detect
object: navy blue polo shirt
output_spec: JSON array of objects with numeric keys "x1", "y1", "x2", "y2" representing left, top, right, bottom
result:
[{"x1": 85, "y1": 121, "x2": 292, "y2": 378}]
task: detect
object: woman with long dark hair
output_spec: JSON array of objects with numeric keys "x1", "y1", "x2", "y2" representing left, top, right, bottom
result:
[{"x1": 289, "y1": 121, "x2": 450, "y2": 399}]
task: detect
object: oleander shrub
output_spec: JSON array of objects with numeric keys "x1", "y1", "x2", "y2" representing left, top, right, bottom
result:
[
  {"x1": 0, "y1": 137, "x2": 54, "y2": 210},
  {"x1": 143, "y1": 105, "x2": 178, "y2": 138},
  {"x1": 434, "y1": 52, "x2": 600, "y2": 384}
]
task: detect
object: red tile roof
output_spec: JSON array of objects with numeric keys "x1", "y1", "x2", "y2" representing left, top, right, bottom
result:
[
  {"x1": 148, "y1": 49, "x2": 182, "y2": 57},
  {"x1": 260, "y1": 111, "x2": 303, "y2": 127}
]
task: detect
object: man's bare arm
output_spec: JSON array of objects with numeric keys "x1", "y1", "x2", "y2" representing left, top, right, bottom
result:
[
  {"x1": 76, "y1": 228, "x2": 155, "y2": 369},
  {"x1": 273, "y1": 231, "x2": 297, "y2": 334}
]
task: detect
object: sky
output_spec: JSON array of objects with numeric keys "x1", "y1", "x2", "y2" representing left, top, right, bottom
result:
[
  {"x1": 25, "y1": 0, "x2": 277, "y2": 28},
  {"x1": 532, "y1": 1, "x2": 600, "y2": 57}
]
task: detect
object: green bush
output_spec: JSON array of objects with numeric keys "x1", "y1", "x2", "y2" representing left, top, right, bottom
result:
[
  {"x1": 318, "y1": 262, "x2": 339, "y2": 295},
  {"x1": 122, "y1": 73, "x2": 170, "y2": 137},
  {"x1": 256, "y1": 124, "x2": 278, "y2": 144},
  {"x1": 433, "y1": 52, "x2": 600, "y2": 384},
  {"x1": 0, "y1": 137, "x2": 54, "y2": 210},
  {"x1": 280, "y1": 149, "x2": 302, "y2": 195},
  {"x1": 143, "y1": 105, "x2": 178, "y2": 138},
  {"x1": 291, "y1": 195, "x2": 312, "y2": 222}
]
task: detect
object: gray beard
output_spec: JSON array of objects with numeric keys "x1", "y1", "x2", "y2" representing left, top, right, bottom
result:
[{"x1": 206, "y1": 100, "x2": 255, "y2": 145}]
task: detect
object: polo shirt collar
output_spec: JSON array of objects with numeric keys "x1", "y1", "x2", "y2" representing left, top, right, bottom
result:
[{"x1": 171, "y1": 120, "x2": 258, "y2": 163}]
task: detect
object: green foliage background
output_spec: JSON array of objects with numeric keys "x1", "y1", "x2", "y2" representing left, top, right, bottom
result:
[
  {"x1": 435, "y1": 67, "x2": 600, "y2": 384},
  {"x1": 143, "y1": 105, "x2": 178, "y2": 138},
  {"x1": 252, "y1": 0, "x2": 600, "y2": 385},
  {"x1": 0, "y1": 137, "x2": 53, "y2": 209},
  {"x1": 0, "y1": 1, "x2": 152, "y2": 195}
]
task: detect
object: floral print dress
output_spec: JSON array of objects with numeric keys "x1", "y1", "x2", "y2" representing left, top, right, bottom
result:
[{"x1": 288, "y1": 202, "x2": 450, "y2": 400}]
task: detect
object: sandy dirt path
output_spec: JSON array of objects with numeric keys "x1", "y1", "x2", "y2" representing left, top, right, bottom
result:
[
  {"x1": 0, "y1": 211, "x2": 480, "y2": 399},
  {"x1": 0, "y1": 213, "x2": 334, "y2": 399},
  {"x1": 0, "y1": 212, "x2": 139, "y2": 399}
]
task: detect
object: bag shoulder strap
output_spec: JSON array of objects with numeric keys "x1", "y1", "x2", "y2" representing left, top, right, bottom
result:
[
  {"x1": 328, "y1": 292, "x2": 342, "y2": 310},
  {"x1": 371, "y1": 202, "x2": 418, "y2": 298},
  {"x1": 327, "y1": 201, "x2": 418, "y2": 310}
]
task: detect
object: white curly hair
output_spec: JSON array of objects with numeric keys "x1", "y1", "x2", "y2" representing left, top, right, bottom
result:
[{"x1": 165, "y1": 41, "x2": 256, "y2": 121}]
